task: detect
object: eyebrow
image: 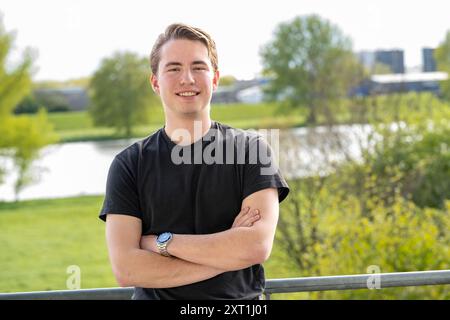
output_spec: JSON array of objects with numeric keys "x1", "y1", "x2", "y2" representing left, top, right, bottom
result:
[
  {"x1": 163, "y1": 60, "x2": 209, "y2": 68},
  {"x1": 192, "y1": 60, "x2": 208, "y2": 66},
  {"x1": 164, "y1": 62, "x2": 182, "y2": 68}
]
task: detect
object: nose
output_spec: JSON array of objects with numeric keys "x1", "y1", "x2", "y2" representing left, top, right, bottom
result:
[{"x1": 180, "y1": 69, "x2": 195, "y2": 85}]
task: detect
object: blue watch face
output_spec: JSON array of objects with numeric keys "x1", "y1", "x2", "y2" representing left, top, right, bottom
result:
[{"x1": 158, "y1": 232, "x2": 172, "y2": 243}]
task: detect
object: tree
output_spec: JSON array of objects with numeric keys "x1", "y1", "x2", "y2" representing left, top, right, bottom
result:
[
  {"x1": 260, "y1": 15, "x2": 364, "y2": 124},
  {"x1": 34, "y1": 77, "x2": 91, "y2": 89},
  {"x1": 13, "y1": 95, "x2": 40, "y2": 114},
  {"x1": 89, "y1": 52, "x2": 155, "y2": 137},
  {"x1": 0, "y1": 16, "x2": 33, "y2": 118},
  {"x1": 435, "y1": 30, "x2": 450, "y2": 101},
  {"x1": 2, "y1": 110, "x2": 58, "y2": 199},
  {"x1": 0, "y1": 14, "x2": 57, "y2": 200},
  {"x1": 34, "y1": 90, "x2": 71, "y2": 112},
  {"x1": 371, "y1": 62, "x2": 393, "y2": 75},
  {"x1": 219, "y1": 75, "x2": 237, "y2": 87}
]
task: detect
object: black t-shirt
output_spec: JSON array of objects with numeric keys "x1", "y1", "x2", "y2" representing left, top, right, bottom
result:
[{"x1": 99, "y1": 121, "x2": 289, "y2": 299}]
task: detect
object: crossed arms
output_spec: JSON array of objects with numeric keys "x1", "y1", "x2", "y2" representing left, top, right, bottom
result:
[{"x1": 105, "y1": 188, "x2": 279, "y2": 288}]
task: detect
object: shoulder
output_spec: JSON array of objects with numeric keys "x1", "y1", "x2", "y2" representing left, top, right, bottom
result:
[
  {"x1": 214, "y1": 121, "x2": 264, "y2": 146},
  {"x1": 115, "y1": 129, "x2": 162, "y2": 164}
]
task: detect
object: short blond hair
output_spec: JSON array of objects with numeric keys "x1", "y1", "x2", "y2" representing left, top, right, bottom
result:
[{"x1": 150, "y1": 23, "x2": 219, "y2": 75}]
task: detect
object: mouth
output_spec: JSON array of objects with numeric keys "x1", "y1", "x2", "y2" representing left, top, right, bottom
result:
[{"x1": 176, "y1": 91, "x2": 200, "y2": 97}]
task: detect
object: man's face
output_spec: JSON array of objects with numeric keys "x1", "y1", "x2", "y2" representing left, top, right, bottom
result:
[{"x1": 151, "y1": 39, "x2": 219, "y2": 117}]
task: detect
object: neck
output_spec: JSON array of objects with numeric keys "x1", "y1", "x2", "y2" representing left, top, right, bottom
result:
[{"x1": 164, "y1": 108, "x2": 212, "y2": 145}]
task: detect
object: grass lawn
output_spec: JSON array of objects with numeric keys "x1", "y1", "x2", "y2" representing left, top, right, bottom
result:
[
  {"x1": 0, "y1": 195, "x2": 307, "y2": 298},
  {"x1": 0, "y1": 196, "x2": 116, "y2": 292}
]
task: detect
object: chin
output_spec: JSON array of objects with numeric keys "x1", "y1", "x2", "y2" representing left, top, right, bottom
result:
[{"x1": 179, "y1": 104, "x2": 208, "y2": 115}]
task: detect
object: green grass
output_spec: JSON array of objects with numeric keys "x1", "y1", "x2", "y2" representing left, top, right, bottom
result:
[
  {"x1": 46, "y1": 111, "x2": 95, "y2": 131},
  {"x1": 0, "y1": 196, "x2": 117, "y2": 292},
  {"x1": 43, "y1": 103, "x2": 307, "y2": 143},
  {"x1": 0, "y1": 195, "x2": 305, "y2": 295}
]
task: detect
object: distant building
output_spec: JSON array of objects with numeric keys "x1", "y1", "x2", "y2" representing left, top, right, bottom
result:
[
  {"x1": 422, "y1": 48, "x2": 437, "y2": 72},
  {"x1": 369, "y1": 72, "x2": 448, "y2": 95},
  {"x1": 214, "y1": 70, "x2": 448, "y2": 103},
  {"x1": 375, "y1": 50, "x2": 405, "y2": 74},
  {"x1": 358, "y1": 49, "x2": 405, "y2": 74},
  {"x1": 212, "y1": 78, "x2": 268, "y2": 104},
  {"x1": 357, "y1": 51, "x2": 376, "y2": 71}
]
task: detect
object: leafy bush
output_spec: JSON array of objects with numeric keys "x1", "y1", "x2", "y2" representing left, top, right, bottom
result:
[
  {"x1": 276, "y1": 92, "x2": 450, "y2": 298},
  {"x1": 277, "y1": 178, "x2": 449, "y2": 299},
  {"x1": 13, "y1": 95, "x2": 40, "y2": 114}
]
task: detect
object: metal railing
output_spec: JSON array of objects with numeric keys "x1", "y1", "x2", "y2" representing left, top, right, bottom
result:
[{"x1": 1, "y1": 270, "x2": 449, "y2": 300}]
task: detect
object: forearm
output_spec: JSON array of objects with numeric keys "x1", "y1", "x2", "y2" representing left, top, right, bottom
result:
[
  {"x1": 167, "y1": 189, "x2": 279, "y2": 270},
  {"x1": 168, "y1": 228, "x2": 268, "y2": 271},
  {"x1": 140, "y1": 195, "x2": 277, "y2": 271},
  {"x1": 117, "y1": 248, "x2": 225, "y2": 288}
]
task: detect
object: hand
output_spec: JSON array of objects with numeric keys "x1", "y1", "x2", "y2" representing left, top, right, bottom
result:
[
  {"x1": 140, "y1": 234, "x2": 158, "y2": 253},
  {"x1": 232, "y1": 206, "x2": 261, "y2": 228}
]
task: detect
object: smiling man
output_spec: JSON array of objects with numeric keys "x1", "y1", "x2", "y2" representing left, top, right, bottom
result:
[{"x1": 99, "y1": 23, "x2": 289, "y2": 300}]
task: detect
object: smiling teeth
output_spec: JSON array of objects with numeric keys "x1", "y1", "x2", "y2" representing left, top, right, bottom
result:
[{"x1": 178, "y1": 92, "x2": 197, "y2": 96}]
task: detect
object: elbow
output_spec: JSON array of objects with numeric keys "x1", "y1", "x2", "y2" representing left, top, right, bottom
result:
[
  {"x1": 116, "y1": 273, "x2": 131, "y2": 288},
  {"x1": 249, "y1": 242, "x2": 273, "y2": 265},
  {"x1": 228, "y1": 243, "x2": 272, "y2": 271},
  {"x1": 112, "y1": 263, "x2": 134, "y2": 288}
]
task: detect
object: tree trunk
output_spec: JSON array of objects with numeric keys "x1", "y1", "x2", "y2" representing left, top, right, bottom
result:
[{"x1": 307, "y1": 104, "x2": 317, "y2": 124}]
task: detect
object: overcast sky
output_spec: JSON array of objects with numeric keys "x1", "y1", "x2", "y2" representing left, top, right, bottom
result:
[{"x1": 1, "y1": 0, "x2": 449, "y2": 81}]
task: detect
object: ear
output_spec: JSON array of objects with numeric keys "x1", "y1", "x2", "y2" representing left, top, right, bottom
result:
[
  {"x1": 212, "y1": 70, "x2": 220, "y2": 91},
  {"x1": 150, "y1": 74, "x2": 160, "y2": 95}
]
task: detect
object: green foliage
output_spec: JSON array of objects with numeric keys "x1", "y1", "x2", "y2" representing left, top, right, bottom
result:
[
  {"x1": 89, "y1": 51, "x2": 156, "y2": 137},
  {"x1": 371, "y1": 62, "x2": 393, "y2": 75},
  {"x1": 218, "y1": 75, "x2": 237, "y2": 87},
  {"x1": 260, "y1": 14, "x2": 365, "y2": 124},
  {"x1": 275, "y1": 92, "x2": 449, "y2": 299},
  {"x1": 276, "y1": 177, "x2": 328, "y2": 276},
  {"x1": 0, "y1": 110, "x2": 58, "y2": 198},
  {"x1": 34, "y1": 90, "x2": 71, "y2": 113},
  {"x1": 34, "y1": 77, "x2": 91, "y2": 89},
  {"x1": 353, "y1": 93, "x2": 450, "y2": 209},
  {"x1": 15, "y1": 90, "x2": 75, "y2": 115},
  {"x1": 435, "y1": 30, "x2": 450, "y2": 101},
  {"x1": 13, "y1": 95, "x2": 40, "y2": 114},
  {"x1": 0, "y1": 15, "x2": 58, "y2": 198},
  {"x1": 321, "y1": 195, "x2": 449, "y2": 299},
  {"x1": 0, "y1": 19, "x2": 33, "y2": 118},
  {"x1": 276, "y1": 177, "x2": 449, "y2": 299}
]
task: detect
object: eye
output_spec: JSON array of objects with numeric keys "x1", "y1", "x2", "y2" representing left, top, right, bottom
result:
[
  {"x1": 193, "y1": 66, "x2": 207, "y2": 71},
  {"x1": 168, "y1": 68, "x2": 180, "y2": 72}
]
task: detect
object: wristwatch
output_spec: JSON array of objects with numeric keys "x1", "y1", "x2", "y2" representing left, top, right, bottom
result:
[{"x1": 156, "y1": 232, "x2": 173, "y2": 257}]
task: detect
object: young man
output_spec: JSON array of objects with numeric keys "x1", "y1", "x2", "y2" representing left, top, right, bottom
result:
[{"x1": 99, "y1": 23, "x2": 289, "y2": 300}]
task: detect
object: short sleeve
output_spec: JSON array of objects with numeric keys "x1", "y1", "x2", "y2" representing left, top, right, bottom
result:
[
  {"x1": 242, "y1": 134, "x2": 290, "y2": 203},
  {"x1": 99, "y1": 154, "x2": 142, "y2": 222}
]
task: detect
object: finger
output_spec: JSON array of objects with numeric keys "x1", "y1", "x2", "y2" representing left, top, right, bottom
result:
[
  {"x1": 232, "y1": 207, "x2": 250, "y2": 227},
  {"x1": 237, "y1": 206, "x2": 250, "y2": 219},
  {"x1": 240, "y1": 214, "x2": 260, "y2": 227},
  {"x1": 237, "y1": 210, "x2": 261, "y2": 227},
  {"x1": 238, "y1": 208, "x2": 259, "y2": 223}
]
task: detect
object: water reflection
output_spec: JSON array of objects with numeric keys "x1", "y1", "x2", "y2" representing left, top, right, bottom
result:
[
  {"x1": 0, "y1": 139, "x2": 139, "y2": 202},
  {"x1": 278, "y1": 124, "x2": 375, "y2": 179},
  {"x1": 0, "y1": 124, "x2": 374, "y2": 202}
]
